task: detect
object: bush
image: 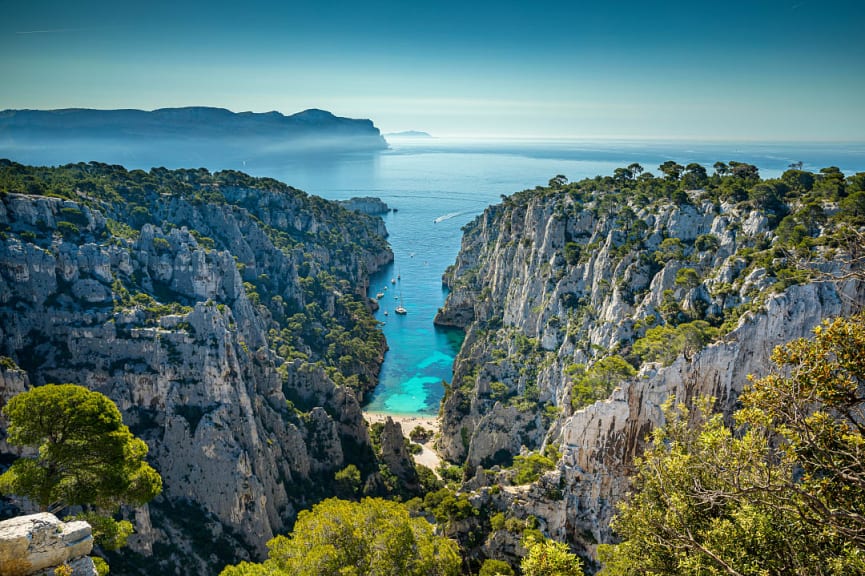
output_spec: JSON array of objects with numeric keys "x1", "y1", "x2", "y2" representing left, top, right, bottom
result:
[
  {"x1": 409, "y1": 425, "x2": 433, "y2": 443},
  {"x1": 654, "y1": 237, "x2": 684, "y2": 263},
  {"x1": 512, "y1": 446, "x2": 560, "y2": 485},
  {"x1": 152, "y1": 236, "x2": 171, "y2": 254},
  {"x1": 674, "y1": 267, "x2": 700, "y2": 289},
  {"x1": 564, "y1": 242, "x2": 581, "y2": 266},
  {"x1": 570, "y1": 355, "x2": 636, "y2": 411},
  {"x1": 633, "y1": 320, "x2": 719, "y2": 366},
  {"x1": 480, "y1": 558, "x2": 515, "y2": 576},
  {"x1": 56, "y1": 221, "x2": 79, "y2": 238},
  {"x1": 521, "y1": 537, "x2": 583, "y2": 576},
  {"x1": 221, "y1": 498, "x2": 461, "y2": 575},
  {"x1": 694, "y1": 233, "x2": 720, "y2": 252},
  {"x1": 333, "y1": 464, "x2": 361, "y2": 497}
]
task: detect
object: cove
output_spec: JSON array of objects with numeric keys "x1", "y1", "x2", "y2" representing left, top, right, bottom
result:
[{"x1": 244, "y1": 138, "x2": 865, "y2": 416}]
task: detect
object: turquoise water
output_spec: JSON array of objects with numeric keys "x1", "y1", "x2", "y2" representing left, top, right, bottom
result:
[{"x1": 245, "y1": 138, "x2": 864, "y2": 416}]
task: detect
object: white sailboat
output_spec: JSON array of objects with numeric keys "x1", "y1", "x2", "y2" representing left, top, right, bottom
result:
[{"x1": 395, "y1": 287, "x2": 407, "y2": 315}]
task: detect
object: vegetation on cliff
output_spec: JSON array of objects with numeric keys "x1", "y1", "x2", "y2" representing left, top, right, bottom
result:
[
  {"x1": 433, "y1": 160, "x2": 865, "y2": 571},
  {"x1": 0, "y1": 383, "x2": 162, "y2": 572},
  {"x1": 0, "y1": 384, "x2": 161, "y2": 515},
  {"x1": 0, "y1": 159, "x2": 389, "y2": 393},
  {"x1": 599, "y1": 313, "x2": 865, "y2": 575},
  {"x1": 220, "y1": 498, "x2": 461, "y2": 576},
  {"x1": 439, "y1": 159, "x2": 865, "y2": 459},
  {"x1": 0, "y1": 160, "x2": 396, "y2": 574}
]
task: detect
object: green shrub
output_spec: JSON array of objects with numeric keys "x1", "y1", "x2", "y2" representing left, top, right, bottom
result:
[
  {"x1": 694, "y1": 233, "x2": 720, "y2": 252},
  {"x1": 633, "y1": 320, "x2": 719, "y2": 366},
  {"x1": 56, "y1": 221, "x2": 79, "y2": 238},
  {"x1": 480, "y1": 558, "x2": 515, "y2": 576},
  {"x1": 152, "y1": 236, "x2": 171, "y2": 254},
  {"x1": 564, "y1": 242, "x2": 581, "y2": 266},
  {"x1": 512, "y1": 447, "x2": 560, "y2": 485},
  {"x1": 655, "y1": 237, "x2": 684, "y2": 263},
  {"x1": 570, "y1": 355, "x2": 635, "y2": 411},
  {"x1": 674, "y1": 267, "x2": 701, "y2": 289}
]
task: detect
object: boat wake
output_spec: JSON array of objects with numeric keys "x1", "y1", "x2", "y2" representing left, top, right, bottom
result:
[{"x1": 433, "y1": 211, "x2": 463, "y2": 223}]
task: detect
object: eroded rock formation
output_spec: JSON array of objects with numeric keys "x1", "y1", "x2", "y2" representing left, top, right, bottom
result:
[
  {"x1": 0, "y1": 163, "x2": 393, "y2": 574},
  {"x1": 0, "y1": 513, "x2": 95, "y2": 576}
]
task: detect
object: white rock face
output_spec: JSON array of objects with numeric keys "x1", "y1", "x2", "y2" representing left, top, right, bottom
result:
[
  {"x1": 0, "y1": 513, "x2": 96, "y2": 576},
  {"x1": 0, "y1": 185, "x2": 391, "y2": 573},
  {"x1": 437, "y1": 194, "x2": 781, "y2": 465},
  {"x1": 435, "y1": 187, "x2": 865, "y2": 567},
  {"x1": 549, "y1": 281, "x2": 862, "y2": 558}
]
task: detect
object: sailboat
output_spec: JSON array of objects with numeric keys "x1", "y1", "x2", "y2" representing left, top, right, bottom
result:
[{"x1": 395, "y1": 287, "x2": 407, "y2": 315}]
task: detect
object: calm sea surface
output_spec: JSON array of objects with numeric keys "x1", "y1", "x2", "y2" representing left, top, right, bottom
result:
[
  {"x1": 6, "y1": 137, "x2": 864, "y2": 415},
  {"x1": 247, "y1": 138, "x2": 865, "y2": 415}
]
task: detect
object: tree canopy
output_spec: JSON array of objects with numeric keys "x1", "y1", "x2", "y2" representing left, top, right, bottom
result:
[
  {"x1": 0, "y1": 384, "x2": 161, "y2": 513},
  {"x1": 521, "y1": 537, "x2": 584, "y2": 576},
  {"x1": 219, "y1": 497, "x2": 461, "y2": 576},
  {"x1": 0, "y1": 383, "x2": 161, "y2": 559},
  {"x1": 598, "y1": 312, "x2": 865, "y2": 575}
]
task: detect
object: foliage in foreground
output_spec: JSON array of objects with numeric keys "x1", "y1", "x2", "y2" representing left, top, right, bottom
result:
[
  {"x1": 521, "y1": 537, "x2": 584, "y2": 576},
  {"x1": 0, "y1": 384, "x2": 162, "y2": 552},
  {"x1": 219, "y1": 497, "x2": 461, "y2": 576},
  {"x1": 598, "y1": 312, "x2": 865, "y2": 575}
]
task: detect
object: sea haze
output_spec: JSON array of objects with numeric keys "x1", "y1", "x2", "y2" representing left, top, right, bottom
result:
[{"x1": 2, "y1": 137, "x2": 863, "y2": 415}]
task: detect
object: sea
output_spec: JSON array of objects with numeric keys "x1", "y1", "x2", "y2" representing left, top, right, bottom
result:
[{"x1": 5, "y1": 137, "x2": 864, "y2": 415}]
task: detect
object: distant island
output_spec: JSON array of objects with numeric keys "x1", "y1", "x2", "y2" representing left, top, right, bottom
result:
[
  {"x1": 0, "y1": 107, "x2": 387, "y2": 168},
  {"x1": 384, "y1": 130, "x2": 432, "y2": 138}
]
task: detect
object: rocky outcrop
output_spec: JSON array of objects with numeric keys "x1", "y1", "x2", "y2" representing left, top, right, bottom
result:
[
  {"x1": 0, "y1": 164, "x2": 394, "y2": 574},
  {"x1": 0, "y1": 513, "x2": 96, "y2": 576},
  {"x1": 338, "y1": 197, "x2": 391, "y2": 216},
  {"x1": 544, "y1": 280, "x2": 861, "y2": 568},
  {"x1": 378, "y1": 418, "x2": 420, "y2": 493},
  {"x1": 435, "y1": 181, "x2": 865, "y2": 568}
]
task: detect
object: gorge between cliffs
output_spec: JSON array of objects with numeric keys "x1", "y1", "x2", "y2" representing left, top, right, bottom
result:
[{"x1": 1, "y1": 157, "x2": 864, "y2": 575}]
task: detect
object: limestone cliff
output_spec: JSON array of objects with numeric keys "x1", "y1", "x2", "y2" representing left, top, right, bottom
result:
[
  {"x1": 0, "y1": 161, "x2": 393, "y2": 574},
  {"x1": 435, "y1": 169, "x2": 865, "y2": 569}
]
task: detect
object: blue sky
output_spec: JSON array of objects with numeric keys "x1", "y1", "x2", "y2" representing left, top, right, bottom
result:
[{"x1": 1, "y1": 0, "x2": 863, "y2": 140}]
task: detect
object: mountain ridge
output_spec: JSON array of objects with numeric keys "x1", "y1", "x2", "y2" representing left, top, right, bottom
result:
[{"x1": 0, "y1": 107, "x2": 387, "y2": 167}]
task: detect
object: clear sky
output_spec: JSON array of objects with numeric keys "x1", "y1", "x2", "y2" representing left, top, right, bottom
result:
[{"x1": 1, "y1": 0, "x2": 863, "y2": 140}]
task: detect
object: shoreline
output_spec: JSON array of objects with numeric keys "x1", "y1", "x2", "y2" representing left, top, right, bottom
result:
[
  {"x1": 363, "y1": 411, "x2": 442, "y2": 472},
  {"x1": 362, "y1": 411, "x2": 440, "y2": 438}
]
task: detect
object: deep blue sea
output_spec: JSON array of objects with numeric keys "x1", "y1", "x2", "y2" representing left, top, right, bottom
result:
[
  {"x1": 5, "y1": 137, "x2": 864, "y2": 415},
  {"x1": 245, "y1": 138, "x2": 865, "y2": 415}
]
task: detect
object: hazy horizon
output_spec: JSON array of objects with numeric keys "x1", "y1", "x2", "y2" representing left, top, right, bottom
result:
[{"x1": 2, "y1": 0, "x2": 864, "y2": 141}]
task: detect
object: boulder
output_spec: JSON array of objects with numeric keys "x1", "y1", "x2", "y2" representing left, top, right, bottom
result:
[{"x1": 0, "y1": 513, "x2": 95, "y2": 576}]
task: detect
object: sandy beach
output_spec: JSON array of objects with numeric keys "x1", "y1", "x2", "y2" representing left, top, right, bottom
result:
[{"x1": 363, "y1": 411, "x2": 442, "y2": 472}]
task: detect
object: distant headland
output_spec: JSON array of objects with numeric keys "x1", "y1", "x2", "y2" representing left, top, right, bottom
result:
[
  {"x1": 0, "y1": 107, "x2": 388, "y2": 168},
  {"x1": 384, "y1": 130, "x2": 432, "y2": 139}
]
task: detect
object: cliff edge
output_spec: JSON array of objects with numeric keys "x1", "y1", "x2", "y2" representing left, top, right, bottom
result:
[{"x1": 435, "y1": 166, "x2": 865, "y2": 570}]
